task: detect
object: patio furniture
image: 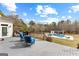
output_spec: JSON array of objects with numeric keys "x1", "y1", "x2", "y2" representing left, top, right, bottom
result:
[{"x1": 24, "y1": 35, "x2": 35, "y2": 46}]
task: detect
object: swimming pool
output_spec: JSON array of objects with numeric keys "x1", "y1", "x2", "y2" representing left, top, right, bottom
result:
[
  {"x1": 48, "y1": 34, "x2": 64, "y2": 38},
  {"x1": 47, "y1": 33, "x2": 74, "y2": 40}
]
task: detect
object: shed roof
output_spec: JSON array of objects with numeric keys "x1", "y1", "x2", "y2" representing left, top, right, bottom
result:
[{"x1": 0, "y1": 16, "x2": 13, "y2": 23}]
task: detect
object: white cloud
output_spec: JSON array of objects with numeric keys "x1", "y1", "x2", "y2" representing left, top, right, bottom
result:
[
  {"x1": 61, "y1": 16, "x2": 66, "y2": 19},
  {"x1": 25, "y1": 18, "x2": 36, "y2": 22},
  {"x1": 61, "y1": 15, "x2": 72, "y2": 20},
  {"x1": 67, "y1": 16, "x2": 72, "y2": 19},
  {"x1": 36, "y1": 5, "x2": 43, "y2": 14},
  {"x1": 1, "y1": 3, "x2": 17, "y2": 12},
  {"x1": 40, "y1": 14, "x2": 47, "y2": 17},
  {"x1": 36, "y1": 5, "x2": 58, "y2": 17},
  {"x1": 43, "y1": 7, "x2": 58, "y2": 15},
  {"x1": 46, "y1": 18, "x2": 58, "y2": 23},
  {"x1": 39, "y1": 17, "x2": 58, "y2": 24},
  {"x1": 70, "y1": 5, "x2": 79, "y2": 13},
  {"x1": 68, "y1": 10, "x2": 72, "y2": 13},
  {"x1": 31, "y1": 19, "x2": 36, "y2": 21},
  {"x1": 24, "y1": 17, "x2": 58, "y2": 24},
  {"x1": 30, "y1": 8, "x2": 32, "y2": 10},
  {"x1": 23, "y1": 13, "x2": 27, "y2": 16}
]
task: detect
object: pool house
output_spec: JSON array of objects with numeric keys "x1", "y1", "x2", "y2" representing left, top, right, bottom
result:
[{"x1": 51, "y1": 29, "x2": 64, "y2": 34}]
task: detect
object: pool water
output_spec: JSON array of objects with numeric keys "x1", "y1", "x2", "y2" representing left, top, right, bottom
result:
[{"x1": 48, "y1": 33, "x2": 65, "y2": 38}]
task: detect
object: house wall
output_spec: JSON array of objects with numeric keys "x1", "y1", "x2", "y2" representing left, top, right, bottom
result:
[{"x1": 0, "y1": 22, "x2": 13, "y2": 38}]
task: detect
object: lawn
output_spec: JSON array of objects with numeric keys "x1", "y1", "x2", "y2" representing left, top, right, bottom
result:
[{"x1": 31, "y1": 33, "x2": 79, "y2": 48}]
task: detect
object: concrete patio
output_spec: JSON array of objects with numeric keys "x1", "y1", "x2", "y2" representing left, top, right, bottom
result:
[{"x1": 0, "y1": 37, "x2": 79, "y2": 56}]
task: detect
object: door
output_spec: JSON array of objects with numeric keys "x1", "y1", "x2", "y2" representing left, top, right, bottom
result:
[{"x1": 2, "y1": 27, "x2": 7, "y2": 36}]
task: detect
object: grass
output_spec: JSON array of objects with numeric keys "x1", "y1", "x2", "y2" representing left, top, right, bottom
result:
[
  {"x1": 31, "y1": 33, "x2": 79, "y2": 48},
  {"x1": 52, "y1": 38, "x2": 75, "y2": 47}
]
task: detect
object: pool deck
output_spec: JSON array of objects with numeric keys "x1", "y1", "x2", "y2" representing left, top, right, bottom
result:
[{"x1": 0, "y1": 37, "x2": 79, "y2": 56}]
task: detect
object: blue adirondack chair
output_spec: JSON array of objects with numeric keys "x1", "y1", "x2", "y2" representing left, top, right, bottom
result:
[{"x1": 24, "y1": 35, "x2": 35, "y2": 45}]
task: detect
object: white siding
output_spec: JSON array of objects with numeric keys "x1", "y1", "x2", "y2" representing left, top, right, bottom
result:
[{"x1": 0, "y1": 22, "x2": 13, "y2": 38}]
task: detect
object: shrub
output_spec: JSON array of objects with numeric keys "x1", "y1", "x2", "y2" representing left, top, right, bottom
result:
[{"x1": 46, "y1": 37, "x2": 53, "y2": 42}]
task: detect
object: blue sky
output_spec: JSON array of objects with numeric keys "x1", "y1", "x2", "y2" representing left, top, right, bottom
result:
[{"x1": 0, "y1": 3, "x2": 79, "y2": 23}]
